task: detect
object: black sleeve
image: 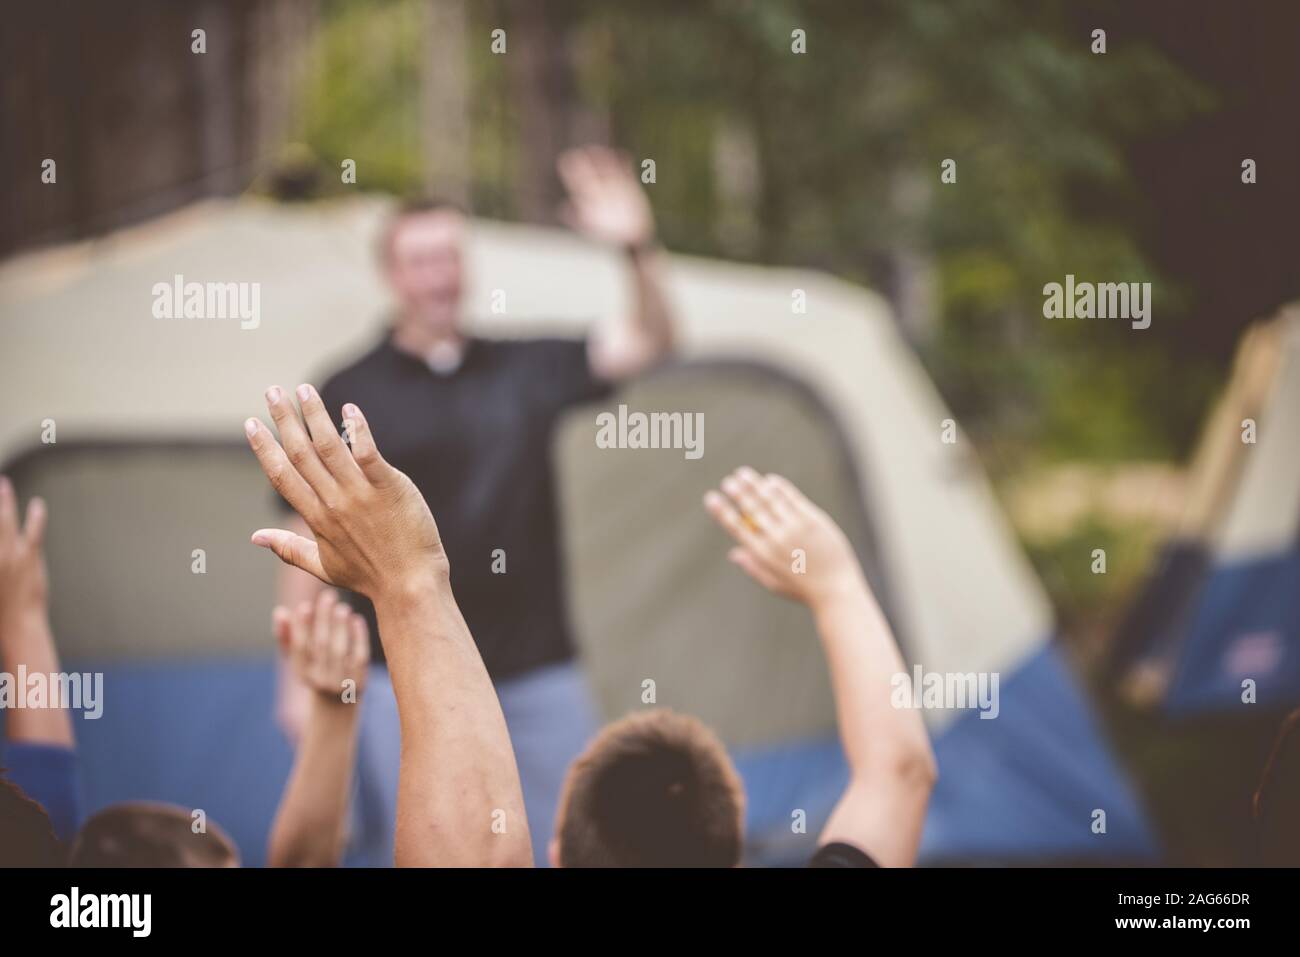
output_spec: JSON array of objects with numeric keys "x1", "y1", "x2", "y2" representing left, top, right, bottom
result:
[
  {"x1": 528, "y1": 337, "x2": 614, "y2": 409},
  {"x1": 807, "y1": 842, "x2": 880, "y2": 868}
]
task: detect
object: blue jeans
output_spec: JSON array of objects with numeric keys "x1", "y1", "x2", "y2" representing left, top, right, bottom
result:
[{"x1": 347, "y1": 660, "x2": 600, "y2": 867}]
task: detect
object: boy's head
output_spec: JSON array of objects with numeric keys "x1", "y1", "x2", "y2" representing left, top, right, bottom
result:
[
  {"x1": 552, "y1": 709, "x2": 746, "y2": 867},
  {"x1": 70, "y1": 802, "x2": 240, "y2": 868},
  {"x1": 0, "y1": 776, "x2": 64, "y2": 866}
]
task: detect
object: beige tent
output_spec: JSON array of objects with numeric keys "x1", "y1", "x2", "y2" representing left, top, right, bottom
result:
[{"x1": 0, "y1": 197, "x2": 1152, "y2": 864}]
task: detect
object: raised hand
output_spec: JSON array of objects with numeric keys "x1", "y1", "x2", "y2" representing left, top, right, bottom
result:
[
  {"x1": 703, "y1": 466, "x2": 861, "y2": 607},
  {"x1": 706, "y1": 466, "x2": 934, "y2": 868},
  {"x1": 246, "y1": 385, "x2": 533, "y2": 866},
  {"x1": 245, "y1": 385, "x2": 447, "y2": 606},
  {"x1": 0, "y1": 476, "x2": 49, "y2": 627},
  {"x1": 0, "y1": 477, "x2": 72, "y2": 750},
  {"x1": 272, "y1": 591, "x2": 369, "y2": 704},
  {"x1": 267, "y1": 590, "x2": 369, "y2": 868},
  {"x1": 557, "y1": 145, "x2": 655, "y2": 249}
]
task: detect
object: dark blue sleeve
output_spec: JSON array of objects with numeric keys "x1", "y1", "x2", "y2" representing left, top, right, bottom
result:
[{"x1": 2, "y1": 741, "x2": 82, "y2": 841}]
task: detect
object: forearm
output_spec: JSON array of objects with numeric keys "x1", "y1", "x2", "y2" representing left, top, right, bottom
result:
[
  {"x1": 379, "y1": 587, "x2": 532, "y2": 868},
  {"x1": 1, "y1": 606, "x2": 74, "y2": 748},
  {"x1": 810, "y1": 574, "x2": 935, "y2": 783},
  {"x1": 267, "y1": 696, "x2": 361, "y2": 867},
  {"x1": 626, "y1": 245, "x2": 676, "y2": 358}
]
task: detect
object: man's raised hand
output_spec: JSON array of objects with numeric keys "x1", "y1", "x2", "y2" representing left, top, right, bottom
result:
[
  {"x1": 245, "y1": 385, "x2": 447, "y2": 605},
  {"x1": 557, "y1": 145, "x2": 655, "y2": 250}
]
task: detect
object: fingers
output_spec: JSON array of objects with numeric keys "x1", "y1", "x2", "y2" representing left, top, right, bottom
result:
[
  {"x1": 263, "y1": 386, "x2": 337, "y2": 497},
  {"x1": 251, "y1": 528, "x2": 330, "y2": 583},
  {"x1": 566, "y1": 145, "x2": 627, "y2": 181},
  {"x1": 734, "y1": 466, "x2": 792, "y2": 526},
  {"x1": 245, "y1": 417, "x2": 322, "y2": 523},
  {"x1": 272, "y1": 605, "x2": 293, "y2": 656},
  {"x1": 558, "y1": 145, "x2": 629, "y2": 196},
  {"x1": 22, "y1": 497, "x2": 47, "y2": 548},
  {"x1": 0, "y1": 476, "x2": 16, "y2": 539},
  {"x1": 289, "y1": 599, "x2": 313, "y2": 664},
  {"x1": 284, "y1": 593, "x2": 363, "y2": 694},
  {"x1": 721, "y1": 468, "x2": 777, "y2": 535},
  {"x1": 329, "y1": 601, "x2": 351, "y2": 662},
  {"x1": 591, "y1": 146, "x2": 631, "y2": 180},
  {"x1": 348, "y1": 614, "x2": 370, "y2": 670},
  {"x1": 312, "y1": 589, "x2": 338, "y2": 655},
  {"x1": 340, "y1": 403, "x2": 389, "y2": 484},
  {"x1": 297, "y1": 384, "x2": 364, "y2": 486},
  {"x1": 248, "y1": 388, "x2": 388, "y2": 515},
  {"x1": 703, "y1": 488, "x2": 764, "y2": 554},
  {"x1": 765, "y1": 473, "x2": 810, "y2": 514},
  {"x1": 557, "y1": 147, "x2": 599, "y2": 195},
  {"x1": 0, "y1": 481, "x2": 45, "y2": 549}
]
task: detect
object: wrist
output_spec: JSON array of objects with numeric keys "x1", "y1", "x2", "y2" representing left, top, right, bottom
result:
[
  {"x1": 371, "y1": 560, "x2": 450, "y2": 613},
  {"x1": 0, "y1": 598, "x2": 47, "y2": 629},
  {"x1": 805, "y1": 566, "x2": 871, "y2": 614},
  {"x1": 309, "y1": 688, "x2": 362, "y2": 718},
  {"x1": 0, "y1": 605, "x2": 55, "y2": 656},
  {"x1": 373, "y1": 573, "x2": 468, "y2": 652}
]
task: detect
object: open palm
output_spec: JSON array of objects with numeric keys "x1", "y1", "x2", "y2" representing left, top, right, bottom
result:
[{"x1": 557, "y1": 145, "x2": 655, "y2": 248}]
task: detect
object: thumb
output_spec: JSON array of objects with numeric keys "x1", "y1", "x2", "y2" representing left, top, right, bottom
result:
[{"x1": 252, "y1": 529, "x2": 330, "y2": 584}]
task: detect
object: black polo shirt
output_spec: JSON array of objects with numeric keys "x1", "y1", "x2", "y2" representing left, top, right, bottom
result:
[{"x1": 310, "y1": 333, "x2": 610, "y2": 679}]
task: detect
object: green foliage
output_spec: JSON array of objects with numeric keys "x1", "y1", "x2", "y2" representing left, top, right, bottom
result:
[
  {"x1": 291, "y1": 0, "x2": 1217, "y2": 464},
  {"x1": 295, "y1": 0, "x2": 426, "y2": 195},
  {"x1": 1022, "y1": 512, "x2": 1164, "y2": 637}
]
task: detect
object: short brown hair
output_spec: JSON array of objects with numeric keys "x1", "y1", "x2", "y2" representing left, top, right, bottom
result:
[
  {"x1": 0, "y1": 775, "x2": 64, "y2": 866},
  {"x1": 377, "y1": 195, "x2": 466, "y2": 263},
  {"x1": 70, "y1": 802, "x2": 239, "y2": 868},
  {"x1": 556, "y1": 709, "x2": 745, "y2": 867}
]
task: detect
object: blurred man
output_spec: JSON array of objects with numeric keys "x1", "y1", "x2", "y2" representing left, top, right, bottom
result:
[{"x1": 274, "y1": 146, "x2": 676, "y2": 865}]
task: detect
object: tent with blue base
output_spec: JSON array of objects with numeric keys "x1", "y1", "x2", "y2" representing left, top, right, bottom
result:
[
  {"x1": 1114, "y1": 307, "x2": 1300, "y2": 718},
  {"x1": 0, "y1": 197, "x2": 1157, "y2": 864}
]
